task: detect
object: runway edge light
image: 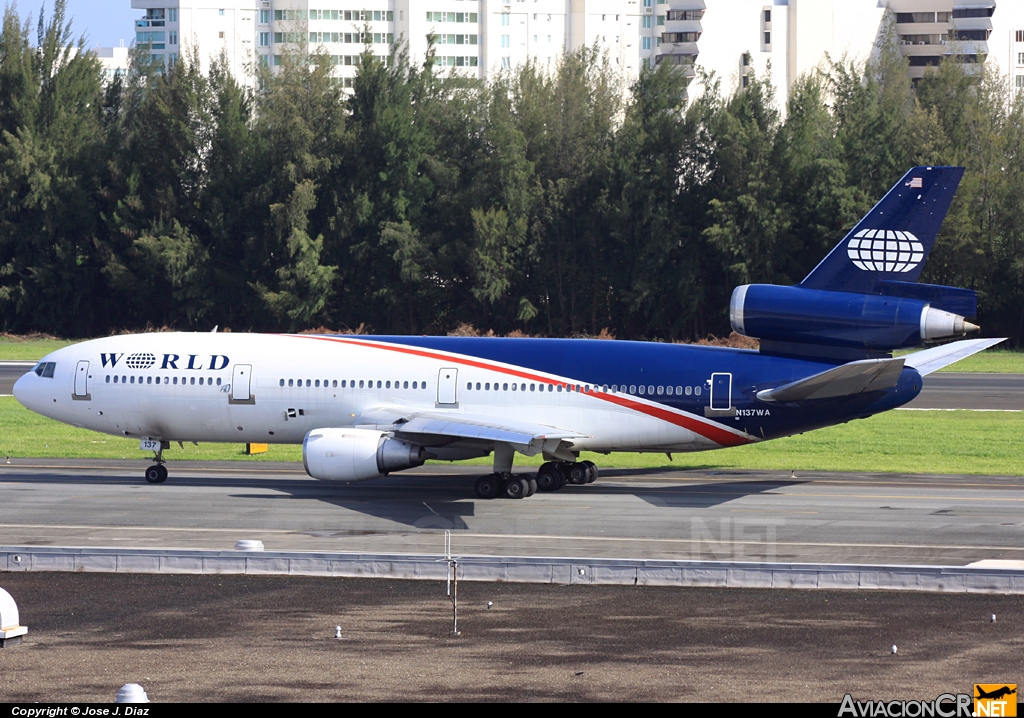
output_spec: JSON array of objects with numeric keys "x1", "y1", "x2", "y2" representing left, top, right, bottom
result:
[{"x1": 0, "y1": 587, "x2": 28, "y2": 647}]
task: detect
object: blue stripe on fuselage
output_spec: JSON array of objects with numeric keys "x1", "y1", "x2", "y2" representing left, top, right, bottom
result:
[{"x1": 333, "y1": 336, "x2": 923, "y2": 441}]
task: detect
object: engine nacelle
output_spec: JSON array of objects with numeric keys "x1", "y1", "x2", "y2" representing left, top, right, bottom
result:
[
  {"x1": 730, "y1": 284, "x2": 978, "y2": 350},
  {"x1": 302, "y1": 428, "x2": 426, "y2": 481}
]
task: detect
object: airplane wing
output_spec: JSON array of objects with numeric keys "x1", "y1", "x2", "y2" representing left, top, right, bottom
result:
[
  {"x1": 756, "y1": 357, "x2": 906, "y2": 403},
  {"x1": 902, "y1": 337, "x2": 1006, "y2": 376},
  {"x1": 354, "y1": 407, "x2": 589, "y2": 458}
]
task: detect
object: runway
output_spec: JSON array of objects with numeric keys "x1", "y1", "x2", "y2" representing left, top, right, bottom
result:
[
  {"x1": 2, "y1": 361, "x2": 1021, "y2": 408},
  {"x1": 2, "y1": 459, "x2": 1023, "y2": 566}
]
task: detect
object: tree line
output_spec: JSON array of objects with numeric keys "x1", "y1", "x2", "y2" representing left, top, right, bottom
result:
[{"x1": 1, "y1": 2, "x2": 1022, "y2": 345}]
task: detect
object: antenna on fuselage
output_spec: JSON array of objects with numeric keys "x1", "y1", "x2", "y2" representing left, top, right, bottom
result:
[{"x1": 211, "y1": 325, "x2": 218, "y2": 333}]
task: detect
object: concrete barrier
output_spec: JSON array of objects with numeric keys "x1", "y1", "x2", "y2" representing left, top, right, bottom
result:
[{"x1": 4, "y1": 546, "x2": 1024, "y2": 594}]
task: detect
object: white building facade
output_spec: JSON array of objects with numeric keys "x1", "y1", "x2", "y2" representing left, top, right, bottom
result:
[{"x1": 127, "y1": 0, "x2": 1024, "y2": 101}]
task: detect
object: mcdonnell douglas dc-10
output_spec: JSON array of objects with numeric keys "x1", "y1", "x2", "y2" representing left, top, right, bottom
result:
[{"x1": 13, "y1": 167, "x2": 1003, "y2": 499}]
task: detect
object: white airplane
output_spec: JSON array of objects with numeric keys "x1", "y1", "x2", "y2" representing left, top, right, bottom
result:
[{"x1": 11, "y1": 167, "x2": 1004, "y2": 498}]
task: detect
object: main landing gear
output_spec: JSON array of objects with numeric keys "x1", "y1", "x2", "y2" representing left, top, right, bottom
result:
[
  {"x1": 145, "y1": 443, "x2": 169, "y2": 484},
  {"x1": 474, "y1": 460, "x2": 598, "y2": 499}
]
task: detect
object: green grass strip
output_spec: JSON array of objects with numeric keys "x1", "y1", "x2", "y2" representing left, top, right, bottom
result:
[{"x1": 1, "y1": 397, "x2": 1020, "y2": 476}]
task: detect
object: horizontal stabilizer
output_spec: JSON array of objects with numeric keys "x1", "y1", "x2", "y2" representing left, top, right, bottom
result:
[
  {"x1": 902, "y1": 337, "x2": 1006, "y2": 376},
  {"x1": 756, "y1": 357, "x2": 906, "y2": 403}
]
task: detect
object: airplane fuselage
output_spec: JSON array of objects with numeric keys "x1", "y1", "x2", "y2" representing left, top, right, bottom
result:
[{"x1": 13, "y1": 332, "x2": 923, "y2": 455}]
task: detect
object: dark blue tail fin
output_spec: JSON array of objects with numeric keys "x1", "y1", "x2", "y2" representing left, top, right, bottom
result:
[{"x1": 800, "y1": 166, "x2": 964, "y2": 293}]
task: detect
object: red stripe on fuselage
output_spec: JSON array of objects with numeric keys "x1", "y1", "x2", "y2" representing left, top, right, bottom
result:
[{"x1": 293, "y1": 334, "x2": 752, "y2": 447}]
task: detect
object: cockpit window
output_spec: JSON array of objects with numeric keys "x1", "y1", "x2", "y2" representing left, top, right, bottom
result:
[{"x1": 34, "y1": 362, "x2": 56, "y2": 378}]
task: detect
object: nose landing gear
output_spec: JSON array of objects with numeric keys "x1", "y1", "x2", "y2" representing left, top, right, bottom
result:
[{"x1": 144, "y1": 442, "x2": 170, "y2": 484}]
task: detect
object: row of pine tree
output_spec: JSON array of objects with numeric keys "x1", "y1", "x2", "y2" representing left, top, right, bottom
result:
[{"x1": 1, "y1": 3, "x2": 1022, "y2": 344}]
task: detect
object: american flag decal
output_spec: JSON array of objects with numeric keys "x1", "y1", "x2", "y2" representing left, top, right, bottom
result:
[{"x1": 908, "y1": 177, "x2": 923, "y2": 188}]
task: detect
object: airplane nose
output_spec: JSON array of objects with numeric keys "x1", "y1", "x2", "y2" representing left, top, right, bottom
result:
[{"x1": 12, "y1": 371, "x2": 32, "y2": 407}]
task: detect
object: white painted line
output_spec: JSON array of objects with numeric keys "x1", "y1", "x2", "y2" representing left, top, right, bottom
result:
[
  {"x1": 897, "y1": 408, "x2": 1022, "y2": 412},
  {"x1": 1, "y1": 523, "x2": 1023, "y2": 554}
]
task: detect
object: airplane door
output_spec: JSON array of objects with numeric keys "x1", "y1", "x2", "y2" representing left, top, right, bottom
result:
[
  {"x1": 437, "y1": 367, "x2": 458, "y2": 405},
  {"x1": 230, "y1": 364, "x2": 253, "y2": 404},
  {"x1": 710, "y1": 373, "x2": 732, "y2": 411},
  {"x1": 73, "y1": 360, "x2": 90, "y2": 399}
]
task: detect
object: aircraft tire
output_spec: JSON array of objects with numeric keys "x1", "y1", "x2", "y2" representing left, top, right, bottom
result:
[
  {"x1": 475, "y1": 474, "x2": 501, "y2": 499},
  {"x1": 581, "y1": 460, "x2": 598, "y2": 483},
  {"x1": 526, "y1": 477, "x2": 537, "y2": 496},
  {"x1": 536, "y1": 463, "x2": 561, "y2": 491},
  {"x1": 566, "y1": 462, "x2": 588, "y2": 485},
  {"x1": 505, "y1": 477, "x2": 527, "y2": 499},
  {"x1": 145, "y1": 465, "x2": 167, "y2": 484}
]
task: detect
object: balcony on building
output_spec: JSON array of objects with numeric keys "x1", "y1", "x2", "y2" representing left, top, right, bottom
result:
[
  {"x1": 655, "y1": 52, "x2": 697, "y2": 77},
  {"x1": 664, "y1": 9, "x2": 702, "y2": 36}
]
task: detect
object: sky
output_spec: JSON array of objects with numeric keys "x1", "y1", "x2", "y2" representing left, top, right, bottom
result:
[{"x1": 29, "y1": 0, "x2": 139, "y2": 48}]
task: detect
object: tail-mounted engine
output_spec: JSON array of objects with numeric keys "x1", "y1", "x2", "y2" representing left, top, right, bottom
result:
[
  {"x1": 303, "y1": 428, "x2": 426, "y2": 481},
  {"x1": 730, "y1": 284, "x2": 979, "y2": 353}
]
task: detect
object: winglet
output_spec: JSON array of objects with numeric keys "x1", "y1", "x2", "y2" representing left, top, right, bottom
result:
[{"x1": 902, "y1": 338, "x2": 1006, "y2": 376}]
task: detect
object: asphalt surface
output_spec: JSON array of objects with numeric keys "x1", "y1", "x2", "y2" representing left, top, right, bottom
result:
[
  {"x1": 0, "y1": 361, "x2": 34, "y2": 395},
  {"x1": 2, "y1": 571, "x2": 1022, "y2": 702},
  {"x1": 3, "y1": 460, "x2": 1024, "y2": 566},
  {"x1": 2, "y1": 361, "x2": 1021, "y2": 408}
]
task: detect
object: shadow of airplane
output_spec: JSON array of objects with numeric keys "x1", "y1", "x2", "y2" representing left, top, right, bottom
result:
[{"x1": 0, "y1": 465, "x2": 808, "y2": 530}]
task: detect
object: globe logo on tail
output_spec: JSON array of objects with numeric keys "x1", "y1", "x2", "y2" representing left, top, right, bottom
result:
[{"x1": 847, "y1": 229, "x2": 925, "y2": 273}]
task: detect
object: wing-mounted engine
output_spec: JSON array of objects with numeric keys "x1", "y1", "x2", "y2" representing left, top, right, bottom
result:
[{"x1": 302, "y1": 428, "x2": 426, "y2": 481}]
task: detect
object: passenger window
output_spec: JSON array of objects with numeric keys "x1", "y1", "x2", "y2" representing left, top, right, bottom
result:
[
  {"x1": 341, "y1": 380, "x2": 346, "y2": 388},
  {"x1": 404, "y1": 381, "x2": 409, "y2": 389},
  {"x1": 637, "y1": 385, "x2": 644, "y2": 395},
  {"x1": 333, "y1": 380, "x2": 337, "y2": 388},
  {"x1": 130, "y1": 376, "x2": 135, "y2": 384},
  {"x1": 385, "y1": 381, "x2": 390, "y2": 389},
  {"x1": 316, "y1": 380, "x2": 321, "y2": 388},
  {"x1": 306, "y1": 379, "x2": 311, "y2": 387},
  {"x1": 359, "y1": 380, "x2": 364, "y2": 388},
  {"x1": 695, "y1": 386, "x2": 702, "y2": 396},
  {"x1": 557, "y1": 385, "x2": 562, "y2": 393},
  {"x1": 548, "y1": 384, "x2": 553, "y2": 392},
  {"x1": 190, "y1": 377, "x2": 196, "y2": 385},
  {"x1": 199, "y1": 378, "x2": 204, "y2": 386},
  {"x1": 279, "y1": 379, "x2": 284, "y2": 387},
  {"x1": 376, "y1": 380, "x2": 382, "y2": 389},
  {"x1": 105, "y1": 375, "x2": 111, "y2": 383},
  {"x1": 657, "y1": 386, "x2": 663, "y2": 395},
  {"x1": 530, "y1": 383, "x2": 535, "y2": 391},
  {"x1": 411, "y1": 381, "x2": 417, "y2": 389},
  {"x1": 511, "y1": 383, "x2": 517, "y2": 391}
]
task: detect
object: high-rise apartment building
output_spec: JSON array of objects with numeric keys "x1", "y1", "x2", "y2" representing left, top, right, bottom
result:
[{"x1": 128, "y1": 1, "x2": 1024, "y2": 103}]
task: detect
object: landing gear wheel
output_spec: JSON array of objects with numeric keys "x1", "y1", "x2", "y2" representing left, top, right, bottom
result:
[
  {"x1": 145, "y1": 464, "x2": 167, "y2": 484},
  {"x1": 566, "y1": 462, "x2": 589, "y2": 485},
  {"x1": 475, "y1": 474, "x2": 501, "y2": 499},
  {"x1": 536, "y1": 462, "x2": 563, "y2": 492},
  {"x1": 504, "y1": 476, "x2": 527, "y2": 499},
  {"x1": 526, "y1": 477, "x2": 538, "y2": 496},
  {"x1": 581, "y1": 460, "x2": 598, "y2": 483}
]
